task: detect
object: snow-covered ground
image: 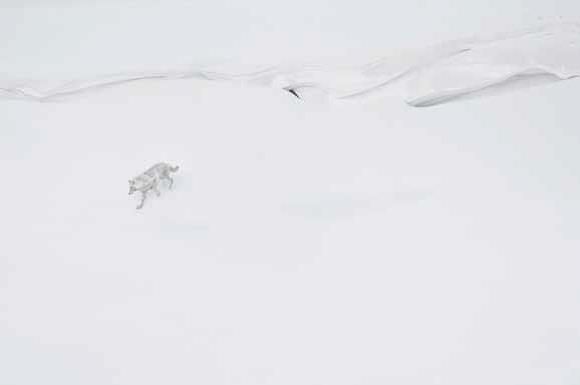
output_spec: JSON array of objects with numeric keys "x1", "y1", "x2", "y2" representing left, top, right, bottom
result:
[{"x1": 2, "y1": 1, "x2": 580, "y2": 385}]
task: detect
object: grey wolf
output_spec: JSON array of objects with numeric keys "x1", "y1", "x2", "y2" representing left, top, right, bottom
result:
[{"x1": 128, "y1": 162, "x2": 179, "y2": 209}]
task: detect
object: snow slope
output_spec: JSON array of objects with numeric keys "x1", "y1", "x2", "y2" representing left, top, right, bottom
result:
[
  {"x1": 2, "y1": 74, "x2": 580, "y2": 385},
  {"x1": 3, "y1": 0, "x2": 578, "y2": 79}
]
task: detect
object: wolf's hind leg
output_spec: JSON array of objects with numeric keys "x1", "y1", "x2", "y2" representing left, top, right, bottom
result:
[{"x1": 153, "y1": 182, "x2": 161, "y2": 197}]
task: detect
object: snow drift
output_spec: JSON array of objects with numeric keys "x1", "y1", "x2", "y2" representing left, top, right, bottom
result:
[
  {"x1": 1, "y1": 23, "x2": 579, "y2": 106},
  {"x1": 405, "y1": 23, "x2": 580, "y2": 106}
]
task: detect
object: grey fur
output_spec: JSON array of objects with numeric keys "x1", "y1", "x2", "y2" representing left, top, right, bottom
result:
[{"x1": 129, "y1": 162, "x2": 179, "y2": 209}]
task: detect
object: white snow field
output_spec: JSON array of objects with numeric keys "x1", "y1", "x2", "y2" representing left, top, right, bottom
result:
[{"x1": 2, "y1": 1, "x2": 580, "y2": 385}]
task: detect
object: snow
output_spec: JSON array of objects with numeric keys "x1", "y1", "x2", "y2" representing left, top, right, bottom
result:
[
  {"x1": 3, "y1": 23, "x2": 580, "y2": 106},
  {"x1": 2, "y1": 1, "x2": 580, "y2": 385},
  {"x1": 405, "y1": 23, "x2": 580, "y2": 106}
]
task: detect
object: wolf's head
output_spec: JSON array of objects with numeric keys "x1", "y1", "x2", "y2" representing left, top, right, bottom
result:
[{"x1": 128, "y1": 180, "x2": 137, "y2": 195}]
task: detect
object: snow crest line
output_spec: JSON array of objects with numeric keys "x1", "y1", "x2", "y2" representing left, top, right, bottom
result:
[{"x1": 1, "y1": 23, "x2": 579, "y2": 106}]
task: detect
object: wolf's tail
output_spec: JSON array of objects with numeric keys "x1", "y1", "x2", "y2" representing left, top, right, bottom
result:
[{"x1": 170, "y1": 165, "x2": 180, "y2": 172}]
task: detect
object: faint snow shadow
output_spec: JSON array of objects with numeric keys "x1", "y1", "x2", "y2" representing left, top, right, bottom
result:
[
  {"x1": 411, "y1": 73, "x2": 565, "y2": 107},
  {"x1": 282, "y1": 189, "x2": 432, "y2": 220}
]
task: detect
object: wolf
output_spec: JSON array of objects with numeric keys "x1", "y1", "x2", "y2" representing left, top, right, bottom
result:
[{"x1": 128, "y1": 162, "x2": 179, "y2": 209}]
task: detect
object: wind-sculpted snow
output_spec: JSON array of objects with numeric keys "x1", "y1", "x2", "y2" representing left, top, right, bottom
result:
[
  {"x1": 1, "y1": 23, "x2": 579, "y2": 105},
  {"x1": 405, "y1": 23, "x2": 580, "y2": 106}
]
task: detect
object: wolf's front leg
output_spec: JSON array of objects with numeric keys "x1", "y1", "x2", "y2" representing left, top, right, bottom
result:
[
  {"x1": 153, "y1": 182, "x2": 161, "y2": 196},
  {"x1": 137, "y1": 191, "x2": 147, "y2": 209},
  {"x1": 165, "y1": 176, "x2": 174, "y2": 189}
]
